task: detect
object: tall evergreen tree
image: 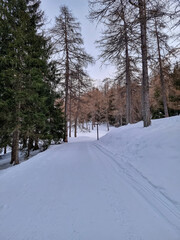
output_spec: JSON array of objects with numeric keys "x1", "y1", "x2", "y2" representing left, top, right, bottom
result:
[
  {"x1": 0, "y1": 0, "x2": 64, "y2": 164},
  {"x1": 0, "y1": 0, "x2": 14, "y2": 152}
]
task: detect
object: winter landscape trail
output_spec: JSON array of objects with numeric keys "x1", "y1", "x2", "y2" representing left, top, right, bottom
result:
[{"x1": 0, "y1": 137, "x2": 179, "y2": 240}]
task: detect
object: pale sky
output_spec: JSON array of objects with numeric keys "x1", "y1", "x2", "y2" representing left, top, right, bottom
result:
[{"x1": 40, "y1": 0, "x2": 116, "y2": 85}]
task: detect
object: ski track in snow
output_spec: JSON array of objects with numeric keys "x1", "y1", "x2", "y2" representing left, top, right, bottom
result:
[
  {"x1": 0, "y1": 138, "x2": 180, "y2": 239},
  {"x1": 93, "y1": 142, "x2": 180, "y2": 233}
]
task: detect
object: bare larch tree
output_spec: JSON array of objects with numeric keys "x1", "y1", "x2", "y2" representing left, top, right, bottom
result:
[
  {"x1": 51, "y1": 6, "x2": 93, "y2": 142},
  {"x1": 89, "y1": 0, "x2": 137, "y2": 124}
]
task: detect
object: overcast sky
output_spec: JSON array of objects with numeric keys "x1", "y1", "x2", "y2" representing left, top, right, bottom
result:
[{"x1": 40, "y1": 0, "x2": 116, "y2": 85}]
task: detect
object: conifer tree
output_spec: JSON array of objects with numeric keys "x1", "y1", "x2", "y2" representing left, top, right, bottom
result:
[
  {"x1": 148, "y1": 1, "x2": 171, "y2": 117},
  {"x1": 89, "y1": 0, "x2": 138, "y2": 125},
  {"x1": 0, "y1": 0, "x2": 64, "y2": 164},
  {"x1": 89, "y1": 0, "x2": 152, "y2": 127},
  {"x1": 0, "y1": 0, "x2": 14, "y2": 152},
  {"x1": 50, "y1": 6, "x2": 93, "y2": 142},
  {"x1": 70, "y1": 64, "x2": 92, "y2": 137}
]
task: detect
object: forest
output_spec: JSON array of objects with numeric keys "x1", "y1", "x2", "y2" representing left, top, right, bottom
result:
[{"x1": 0, "y1": 0, "x2": 180, "y2": 165}]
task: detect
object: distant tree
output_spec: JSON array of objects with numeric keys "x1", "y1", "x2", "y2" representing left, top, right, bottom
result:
[
  {"x1": 69, "y1": 64, "x2": 93, "y2": 137},
  {"x1": 128, "y1": 0, "x2": 151, "y2": 126},
  {"x1": 89, "y1": 0, "x2": 140, "y2": 125},
  {"x1": 50, "y1": 6, "x2": 93, "y2": 142},
  {"x1": 77, "y1": 81, "x2": 142, "y2": 128},
  {"x1": 150, "y1": 62, "x2": 180, "y2": 118},
  {"x1": 171, "y1": 62, "x2": 180, "y2": 90},
  {"x1": 171, "y1": 0, "x2": 180, "y2": 35},
  {"x1": 148, "y1": 2, "x2": 171, "y2": 117},
  {"x1": 102, "y1": 78, "x2": 111, "y2": 130}
]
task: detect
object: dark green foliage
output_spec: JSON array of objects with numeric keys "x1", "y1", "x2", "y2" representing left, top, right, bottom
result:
[
  {"x1": 151, "y1": 106, "x2": 180, "y2": 119},
  {"x1": 0, "y1": 0, "x2": 64, "y2": 163},
  {"x1": 169, "y1": 95, "x2": 180, "y2": 103},
  {"x1": 150, "y1": 107, "x2": 164, "y2": 119},
  {"x1": 154, "y1": 88, "x2": 161, "y2": 100}
]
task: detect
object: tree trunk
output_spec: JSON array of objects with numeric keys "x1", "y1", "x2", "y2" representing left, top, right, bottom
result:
[
  {"x1": 10, "y1": 102, "x2": 21, "y2": 165},
  {"x1": 74, "y1": 102, "x2": 79, "y2": 138},
  {"x1": 64, "y1": 77, "x2": 69, "y2": 143},
  {"x1": 120, "y1": 115, "x2": 122, "y2": 126},
  {"x1": 155, "y1": 18, "x2": 169, "y2": 117},
  {"x1": 138, "y1": 0, "x2": 151, "y2": 127},
  {"x1": 27, "y1": 137, "x2": 34, "y2": 158},
  {"x1": 125, "y1": 47, "x2": 131, "y2": 124},
  {"x1": 10, "y1": 129, "x2": 19, "y2": 165},
  {"x1": 63, "y1": 11, "x2": 69, "y2": 143},
  {"x1": 34, "y1": 137, "x2": 39, "y2": 150},
  {"x1": 123, "y1": 8, "x2": 132, "y2": 124},
  {"x1": 74, "y1": 117, "x2": 77, "y2": 137},
  {"x1": 28, "y1": 137, "x2": 34, "y2": 150},
  {"x1": 23, "y1": 136, "x2": 27, "y2": 149},
  {"x1": 97, "y1": 123, "x2": 99, "y2": 140},
  {"x1": 107, "y1": 121, "x2": 109, "y2": 131},
  {"x1": 74, "y1": 92, "x2": 80, "y2": 137},
  {"x1": 4, "y1": 146, "x2": 7, "y2": 155},
  {"x1": 69, "y1": 86, "x2": 72, "y2": 138}
]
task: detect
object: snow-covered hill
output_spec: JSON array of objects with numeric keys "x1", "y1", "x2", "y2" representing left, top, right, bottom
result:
[
  {"x1": 100, "y1": 116, "x2": 180, "y2": 205},
  {"x1": 0, "y1": 116, "x2": 180, "y2": 240}
]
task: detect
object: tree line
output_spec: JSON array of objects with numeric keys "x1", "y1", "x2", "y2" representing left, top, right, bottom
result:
[{"x1": 65, "y1": 61, "x2": 179, "y2": 135}]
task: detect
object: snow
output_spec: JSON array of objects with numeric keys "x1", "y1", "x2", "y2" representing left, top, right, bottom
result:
[
  {"x1": 99, "y1": 116, "x2": 180, "y2": 206},
  {"x1": 0, "y1": 117, "x2": 180, "y2": 240},
  {"x1": 0, "y1": 148, "x2": 42, "y2": 171},
  {"x1": 70, "y1": 126, "x2": 112, "y2": 143}
]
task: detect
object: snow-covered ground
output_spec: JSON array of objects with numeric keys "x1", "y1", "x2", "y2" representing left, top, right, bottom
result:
[
  {"x1": 99, "y1": 116, "x2": 180, "y2": 205},
  {"x1": 69, "y1": 123, "x2": 112, "y2": 142},
  {"x1": 0, "y1": 117, "x2": 180, "y2": 240},
  {"x1": 0, "y1": 148, "x2": 42, "y2": 171}
]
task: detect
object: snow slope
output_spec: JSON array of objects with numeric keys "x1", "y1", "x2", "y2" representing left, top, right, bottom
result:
[
  {"x1": 0, "y1": 147, "x2": 43, "y2": 171},
  {"x1": 100, "y1": 116, "x2": 180, "y2": 206},
  {"x1": 0, "y1": 117, "x2": 180, "y2": 240}
]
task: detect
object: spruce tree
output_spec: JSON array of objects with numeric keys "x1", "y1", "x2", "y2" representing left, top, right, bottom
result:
[
  {"x1": 0, "y1": 0, "x2": 64, "y2": 164},
  {"x1": 0, "y1": 1, "x2": 14, "y2": 151}
]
